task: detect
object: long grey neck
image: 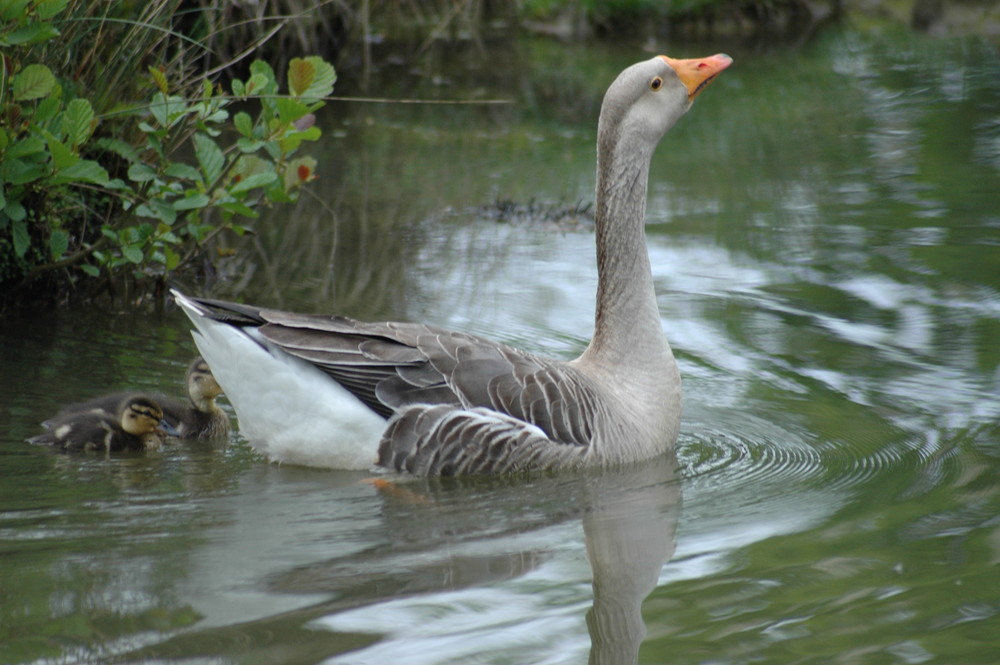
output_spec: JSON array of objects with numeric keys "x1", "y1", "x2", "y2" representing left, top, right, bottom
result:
[{"x1": 579, "y1": 135, "x2": 669, "y2": 375}]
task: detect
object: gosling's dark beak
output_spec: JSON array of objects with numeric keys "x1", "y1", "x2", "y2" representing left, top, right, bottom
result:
[{"x1": 160, "y1": 419, "x2": 181, "y2": 437}]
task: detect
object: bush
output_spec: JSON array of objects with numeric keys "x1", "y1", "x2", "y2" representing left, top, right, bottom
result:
[{"x1": 0, "y1": 0, "x2": 333, "y2": 306}]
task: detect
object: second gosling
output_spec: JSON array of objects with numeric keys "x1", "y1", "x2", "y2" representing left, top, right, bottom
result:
[
  {"x1": 29, "y1": 396, "x2": 175, "y2": 452},
  {"x1": 163, "y1": 357, "x2": 230, "y2": 438}
]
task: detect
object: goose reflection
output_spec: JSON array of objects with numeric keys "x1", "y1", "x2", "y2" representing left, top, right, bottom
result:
[
  {"x1": 296, "y1": 454, "x2": 682, "y2": 664},
  {"x1": 583, "y1": 452, "x2": 680, "y2": 664},
  {"x1": 117, "y1": 454, "x2": 680, "y2": 664}
]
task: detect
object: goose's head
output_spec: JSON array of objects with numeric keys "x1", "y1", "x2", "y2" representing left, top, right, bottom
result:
[
  {"x1": 186, "y1": 356, "x2": 224, "y2": 408},
  {"x1": 118, "y1": 396, "x2": 177, "y2": 447},
  {"x1": 599, "y1": 53, "x2": 732, "y2": 154}
]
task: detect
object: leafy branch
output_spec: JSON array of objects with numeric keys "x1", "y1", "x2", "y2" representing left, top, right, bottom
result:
[{"x1": 0, "y1": 0, "x2": 333, "y2": 297}]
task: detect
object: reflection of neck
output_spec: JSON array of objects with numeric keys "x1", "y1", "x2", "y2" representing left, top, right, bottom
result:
[{"x1": 582, "y1": 455, "x2": 680, "y2": 664}]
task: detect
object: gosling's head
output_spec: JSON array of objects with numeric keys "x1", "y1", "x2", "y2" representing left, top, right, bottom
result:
[
  {"x1": 119, "y1": 397, "x2": 165, "y2": 435},
  {"x1": 186, "y1": 357, "x2": 224, "y2": 406}
]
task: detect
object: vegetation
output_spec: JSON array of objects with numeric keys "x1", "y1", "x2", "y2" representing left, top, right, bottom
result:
[{"x1": 0, "y1": 0, "x2": 334, "y2": 307}]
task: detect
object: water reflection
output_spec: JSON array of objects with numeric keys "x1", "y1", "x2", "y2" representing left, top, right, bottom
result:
[
  {"x1": 304, "y1": 456, "x2": 681, "y2": 665},
  {"x1": 584, "y1": 456, "x2": 680, "y2": 665}
]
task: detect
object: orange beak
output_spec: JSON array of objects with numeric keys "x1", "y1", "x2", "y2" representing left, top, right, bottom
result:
[{"x1": 659, "y1": 53, "x2": 733, "y2": 100}]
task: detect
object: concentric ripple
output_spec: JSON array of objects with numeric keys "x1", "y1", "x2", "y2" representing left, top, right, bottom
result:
[
  {"x1": 679, "y1": 415, "x2": 826, "y2": 489},
  {"x1": 677, "y1": 407, "x2": 926, "y2": 514}
]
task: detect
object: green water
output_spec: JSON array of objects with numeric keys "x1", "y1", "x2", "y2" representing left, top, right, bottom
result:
[{"x1": 2, "y1": 29, "x2": 999, "y2": 665}]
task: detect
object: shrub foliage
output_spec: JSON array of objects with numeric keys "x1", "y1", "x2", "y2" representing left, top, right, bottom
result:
[{"x1": 0, "y1": 0, "x2": 333, "y2": 303}]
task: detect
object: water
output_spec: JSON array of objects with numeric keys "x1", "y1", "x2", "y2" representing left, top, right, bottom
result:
[{"x1": 2, "y1": 29, "x2": 1000, "y2": 664}]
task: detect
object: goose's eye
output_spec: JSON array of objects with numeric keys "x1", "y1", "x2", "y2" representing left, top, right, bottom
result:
[{"x1": 650, "y1": 76, "x2": 663, "y2": 91}]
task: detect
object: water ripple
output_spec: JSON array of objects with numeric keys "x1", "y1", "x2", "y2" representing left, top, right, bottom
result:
[
  {"x1": 677, "y1": 411, "x2": 923, "y2": 507},
  {"x1": 679, "y1": 419, "x2": 827, "y2": 491}
]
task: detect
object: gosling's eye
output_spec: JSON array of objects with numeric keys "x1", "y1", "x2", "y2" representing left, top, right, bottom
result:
[{"x1": 650, "y1": 76, "x2": 664, "y2": 91}]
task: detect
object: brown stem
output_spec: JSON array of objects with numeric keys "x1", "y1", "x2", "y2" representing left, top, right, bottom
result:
[{"x1": 20, "y1": 235, "x2": 111, "y2": 284}]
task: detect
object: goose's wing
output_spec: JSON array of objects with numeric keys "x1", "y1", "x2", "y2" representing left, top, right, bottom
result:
[
  {"x1": 377, "y1": 405, "x2": 587, "y2": 475},
  {"x1": 183, "y1": 296, "x2": 604, "y2": 452}
]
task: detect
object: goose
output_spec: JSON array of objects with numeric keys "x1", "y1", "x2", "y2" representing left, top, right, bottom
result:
[
  {"x1": 173, "y1": 53, "x2": 733, "y2": 475},
  {"x1": 48, "y1": 357, "x2": 230, "y2": 439},
  {"x1": 29, "y1": 395, "x2": 178, "y2": 452}
]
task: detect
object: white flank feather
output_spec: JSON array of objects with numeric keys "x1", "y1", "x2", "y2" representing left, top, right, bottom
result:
[{"x1": 175, "y1": 295, "x2": 386, "y2": 469}]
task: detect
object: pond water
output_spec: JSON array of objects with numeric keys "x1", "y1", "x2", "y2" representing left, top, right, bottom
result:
[{"x1": 2, "y1": 28, "x2": 1000, "y2": 665}]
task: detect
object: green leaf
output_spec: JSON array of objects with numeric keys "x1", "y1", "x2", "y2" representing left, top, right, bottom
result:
[
  {"x1": 135, "y1": 199, "x2": 177, "y2": 225},
  {"x1": 2, "y1": 158, "x2": 47, "y2": 185},
  {"x1": 266, "y1": 186, "x2": 294, "y2": 204},
  {"x1": 193, "y1": 133, "x2": 224, "y2": 185},
  {"x1": 219, "y1": 199, "x2": 257, "y2": 218},
  {"x1": 245, "y1": 72, "x2": 270, "y2": 96},
  {"x1": 279, "y1": 126, "x2": 321, "y2": 155},
  {"x1": 132, "y1": 223, "x2": 155, "y2": 243},
  {"x1": 5, "y1": 136, "x2": 46, "y2": 160},
  {"x1": 204, "y1": 108, "x2": 229, "y2": 124},
  {"x1": 290, "y1": 57, "x2": 336, "y2": 100},
  {"x1": 148, "y1": 65, "x2": 168, "y2": 93},
  {"x1": 5, "y1": 200, "x2": 27, "y2": 222},
  {"x1": 49, "y1": 159, "x2": 108, "y2": 185},
  {"x1": 230, "y1": 169, "x2": 276, "y2": 194},
  {"x1": 5, "y1": 23, "x2": 59, "y2": 46},
  {"x1": 231, "y1": 154, "x2": 269, "y2": 178},
  {"x1": 80, "y1": 264, "x2": 100, "y2": 277},
  {"x1": 164, "y1": 246, "x2": 180, "y2": 270},
  {"x1": 236, "y1": 137, "x2": 265, "y2": 153},
  {"x1": 12, "y1": 64, "x2": 55, "y2": 101},
  {"x1": 164, "y1": 163, "x2": 203, "y2": 182},
  {"x1": 0, "y1": 128, "x2": 8, "y2": 152},
  {"x1": 34, "y1": 87, "x2": 63, "y2": 124},
  {"x1": 12, "y1": 219, "x2": 29, "y2": 257},
  {"x1": 234, "y1": 111, "x2": 254, "y2": 137},
  {"x1": 49, "y1": 229, "x2": 68, "y2": 259},
  {"x1": 105, "y1": 177, "x2": 130, "y2": 192},
  {"x1": 95, "y1": 138, "x2": 141, "y2": 164},
  {"x1": 0, "y1": 0, "x2": 31, "y2": 21},
  {"x1": 122, "y1": 244, "x2": 143, "y2": 264},
  {"x1": 275, "y1": 97, "x2": 311, "y2": 125},
  {"x1": 44, "y1": 132, "x2": 77, "y2": 169},
  {"x1": 173, "y1": 192, "x2": 210, "y2": 210},
  {"x1": 149, "y1": 92, "x2": 187, "y2": 127},
  {"x1": 248, "y1": 61, "x2": 278, "y2": 94},
  {"x1": 184, "y1": 221, "x2": 212, "y2": 241},
  {"x1": 36, "y1": 0, "x2": 70, "y2": 20},
  {"x1": 62, "y1": 98, "x2": 96, "y2": 148},
  {"x1": 288, "y1": 58, "x2": 316, "y2": 97},
  {"x1": 127, "y1": 163, "x2": 158, "y2": 182}
]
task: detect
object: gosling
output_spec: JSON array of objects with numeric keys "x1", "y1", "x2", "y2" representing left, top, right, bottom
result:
[
  {"x1": 29, "y1": 396, "x2": 176, "y2": 452},
  {"x1": 50, "y1": 357, "x2": 230, "y2": 439},
  {"x1": 162, "y1": 357, "x2": 230, "y2": 439}
]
